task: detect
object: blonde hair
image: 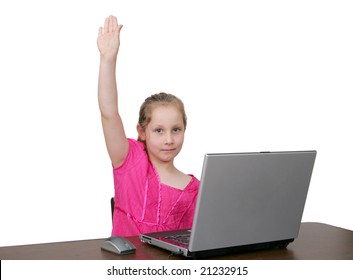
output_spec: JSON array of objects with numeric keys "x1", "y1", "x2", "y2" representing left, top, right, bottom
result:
[{"x1": 137, "y1": 92, "x2": 187, "y2": 142}]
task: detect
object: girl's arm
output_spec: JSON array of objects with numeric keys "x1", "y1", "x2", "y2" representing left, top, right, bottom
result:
[{"x1": 97, "y1": 15, "x2": 128, "y2": 168}]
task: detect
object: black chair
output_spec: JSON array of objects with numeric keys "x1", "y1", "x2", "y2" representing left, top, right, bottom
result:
[{"x1": 110, "y1": 197, "x2": 115, "y2": 222}]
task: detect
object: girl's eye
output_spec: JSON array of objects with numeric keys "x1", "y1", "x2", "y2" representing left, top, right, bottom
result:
[
  {"x1": 155, "y1": 128, "x2": 162, "y2": 133},
  {"x1": 173, "y1": 128, "x2": 182, "y2": 133}
]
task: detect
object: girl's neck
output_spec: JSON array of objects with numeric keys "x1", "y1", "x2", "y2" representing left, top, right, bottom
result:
[
  {"x1": 152, "y1": 159, "x2": 177, "y2": 175},
  {"x1": 152, "y1": 159, "x2": 190, "y2": 190}
]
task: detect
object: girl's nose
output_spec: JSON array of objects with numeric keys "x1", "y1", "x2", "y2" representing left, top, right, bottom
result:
[{"x1": 164, "y1": 132, "x2": 174, "y2": 144}]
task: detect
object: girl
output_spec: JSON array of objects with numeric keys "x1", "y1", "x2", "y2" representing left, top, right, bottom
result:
[{"x1": 97, "y1": 15, "x2": 200, "y2": 236}]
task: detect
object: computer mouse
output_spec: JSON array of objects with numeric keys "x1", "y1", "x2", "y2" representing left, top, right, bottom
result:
[{"x1": 101, "y1": 236, "x2": 136, "y2": 255}]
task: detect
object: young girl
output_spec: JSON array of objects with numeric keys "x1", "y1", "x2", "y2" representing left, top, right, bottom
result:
[{"x1": 97, "y1": 15, "x2": 200, "y2": 236}]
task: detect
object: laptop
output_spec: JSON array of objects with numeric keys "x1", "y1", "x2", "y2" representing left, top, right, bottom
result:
[{"x1": 140, "y1": 150, "x2": 316, "y2": 258}]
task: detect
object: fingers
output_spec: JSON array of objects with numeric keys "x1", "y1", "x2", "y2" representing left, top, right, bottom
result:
[
  {"x1": 98, "y1": 15, "x2": 122, "y2": 38},
  {"x1": 116, "y1": 24, "x2": 123, "y2": 33},
  {"x1": 112, "y1": 16, "x2": 117, "y2": 24},
  {"x1": 103, "y1": 17, "x2": 109, "y2": 34},
  {"x1": 112, "y1": 16, "x2": 123, "y2": 32},
  {"x1": 101, "y1": 16, "x2": 113, "y2": 35},
  {"x1": 109, "y1": 16, "x2": 114, "y2": 32},
  {"x1": 111, "y1": 15, "x2": 117, "y2": 31},
  {"x1": 98, "y1": 27, "x2": 103, "y2": 37},
  {"x1": 102, "y1": 15, "x2": 118, "y2": 33}
]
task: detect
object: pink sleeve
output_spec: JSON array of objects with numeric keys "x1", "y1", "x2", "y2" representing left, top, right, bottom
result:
[{"x1": 113, "y1": 139, "x2": 146, "y2": 173}]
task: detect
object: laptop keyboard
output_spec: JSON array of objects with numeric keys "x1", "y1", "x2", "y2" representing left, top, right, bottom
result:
[{"x1": 164, "y1": 233, "x2": 191, "y2": 245}]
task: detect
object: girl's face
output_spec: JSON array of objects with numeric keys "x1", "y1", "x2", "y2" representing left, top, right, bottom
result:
[{"x1": 138, "y1": 105, "x2": 185, "y2": 165}]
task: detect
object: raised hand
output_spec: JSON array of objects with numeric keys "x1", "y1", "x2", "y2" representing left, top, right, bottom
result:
[{"x1": 97, "y1": 15, "x2": 123, "y2": 60}]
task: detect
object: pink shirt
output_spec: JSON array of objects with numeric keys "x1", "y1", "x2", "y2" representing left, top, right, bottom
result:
[{"x1": 112, "y1": 139, "x2": 200, "y2": 236}]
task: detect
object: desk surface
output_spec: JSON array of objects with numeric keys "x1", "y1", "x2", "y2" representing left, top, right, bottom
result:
[{"x1": 1, "y1": 222, "x2": 353, "y2": 260}]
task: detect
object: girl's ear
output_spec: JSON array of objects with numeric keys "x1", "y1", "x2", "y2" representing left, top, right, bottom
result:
[{"x1": 136, "y1": 124, "x2": 146, "y2": 141}]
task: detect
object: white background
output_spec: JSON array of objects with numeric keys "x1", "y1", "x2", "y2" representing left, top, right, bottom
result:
[{"x1": 0, "y1": 0, "x2": 352, "y2": 246}]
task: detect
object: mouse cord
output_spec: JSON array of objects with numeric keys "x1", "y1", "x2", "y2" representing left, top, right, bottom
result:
[{"x1": 167, "y1": 251, "x2": 183, "y2": 259}]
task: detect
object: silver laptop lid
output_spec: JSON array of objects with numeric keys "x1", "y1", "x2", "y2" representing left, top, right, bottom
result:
[{"x1": 189, "y1": 151, "x2": 316, "y2": 252}]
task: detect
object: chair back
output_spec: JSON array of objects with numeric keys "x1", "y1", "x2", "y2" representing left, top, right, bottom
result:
[{"x1": 110, "y1": 197, "x2": 114, "y2": 222}]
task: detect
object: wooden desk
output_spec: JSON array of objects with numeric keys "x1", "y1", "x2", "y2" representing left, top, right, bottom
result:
[{"x1": 1, "y1": 222, "x2": 353, "y2": 260}]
